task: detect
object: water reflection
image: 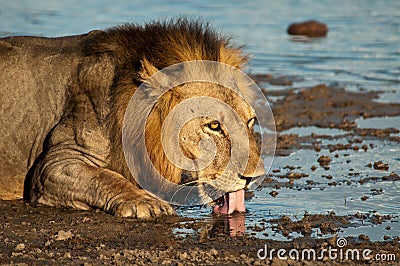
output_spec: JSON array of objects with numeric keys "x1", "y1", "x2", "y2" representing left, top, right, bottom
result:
[{"x1": 208, "y1": 213, "x2": 246, "y2": 237}]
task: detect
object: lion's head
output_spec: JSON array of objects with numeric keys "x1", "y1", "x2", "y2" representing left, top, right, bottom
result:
[
  {"x1": 141, "y1": 60, "x2": 265, "y2": 214},
  {"x1": 102, "y1": 19, "x2": 267, "y2": 214}
]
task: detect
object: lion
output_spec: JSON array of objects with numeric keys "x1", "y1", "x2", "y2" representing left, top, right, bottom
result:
[{"x1": 0, "y1": 18, "x2": 265, "y2": 219}]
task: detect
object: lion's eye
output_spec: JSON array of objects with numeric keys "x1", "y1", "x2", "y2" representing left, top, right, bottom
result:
[{"x1": 207, "y1": 121, "x2": 221, "y2": 131}]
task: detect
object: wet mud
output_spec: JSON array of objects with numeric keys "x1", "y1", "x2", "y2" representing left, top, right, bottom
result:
[
  {"x1": 1, "y1": 76, "x2": 400, "y2": 265},
  {"x1": 1, "y1": 200, "x2": 399, "y2": 265}
]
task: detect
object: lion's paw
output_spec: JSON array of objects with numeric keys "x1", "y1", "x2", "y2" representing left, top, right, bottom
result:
[{"x1": 111, "y1": 192, "x2": 176, "y2": 220}]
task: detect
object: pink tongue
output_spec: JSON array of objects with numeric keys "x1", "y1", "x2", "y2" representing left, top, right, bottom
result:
[{"x1": 213, "y1": 189, "x2": 246, "y2": 215}]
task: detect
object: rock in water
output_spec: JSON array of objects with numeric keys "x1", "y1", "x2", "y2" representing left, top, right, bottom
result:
[{"x1": 287, "y1": 20, "x2": 328, "y2": 37}]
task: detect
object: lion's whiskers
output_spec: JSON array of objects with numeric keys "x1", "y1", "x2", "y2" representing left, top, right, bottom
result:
[{"x1": 180, "y1": 180, "x2": 199, "y2": 186}]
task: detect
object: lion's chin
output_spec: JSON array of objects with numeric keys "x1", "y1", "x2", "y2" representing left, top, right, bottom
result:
[{"x1": 212, "y1": 189, "x2": 246, "y2": 215}]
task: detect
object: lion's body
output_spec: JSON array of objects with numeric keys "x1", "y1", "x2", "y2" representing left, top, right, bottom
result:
[
  {"x1": 0, "y1": 19, "x2": 262, "y2": 219},
  {"x1": 0, "y1": 35, "x2": 87, "y2": 199}
]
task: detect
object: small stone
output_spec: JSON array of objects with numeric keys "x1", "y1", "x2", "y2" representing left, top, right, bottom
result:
[
  {"x1": 15, "y1": 243, "x2": 25, "y2": 251},
  {"x1": 317, "y1": 155, "x2": 331, "y2": 166},
  {"x1": 210, "y1": 248, "x2": 218, "y2": 256},
  {"x1": 360, "y1": 196, "x2": 369, "y2": 201},
  {"x1": 269, "y1": 191, "x2": 279, "y2": 197},
  {"x1": 362, "y1": 145, "x2": 368, "y2": 151},
  {"x1": 359, "y1": 234, "x2": 370, "y2": 241},
  {"x1": 82, "y1": 217, "x2": 92, "y2": 223},
  {"x1": 55, "y1": 230, "x2": 74, "y2": 241},
  {"x1": 179, "y1": 252, "x2": 189, "y2": 260},
  {"x1": 11, "y1": 252, "x2": 23, "y2": 257},
  {"x1": 190, "y1": 250, "x2": 198, "y2": 259},
  {"x1": 373, "y1": 161, "x2": 389, "y2": 171},
  {"x1": 33, "y1": 248, "x2": 42, "y2": 254},
  {"x1": 162, "y1": 260, "x2": 171, "y2": 265}
]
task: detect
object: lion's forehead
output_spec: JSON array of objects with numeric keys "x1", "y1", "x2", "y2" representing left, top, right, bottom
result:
[{"x1": 175, "y1": 82, "x2": 256, "y2": 122}]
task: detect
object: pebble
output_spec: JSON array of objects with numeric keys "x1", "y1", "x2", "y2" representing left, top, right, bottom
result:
[
  {"x1": 179, "y1": 252, "x2": 189, "y2": 260},
  {"x1": 359, "y1": 234, "x2": 370, "y2": 241},
  {"x1": 55, "y1": 230, "x2": 74, "y2": 241},
  {"x1": 210, "y1": 248, "x2": 219, "y2": 256},
  {"x1": 360, "y1": 196, "x2": 369, "y2": 201},
  {"x1": 317, "y1": 155, "x2": 331, "y2": 166},
  {"x1": 269, "y1": 191, "x2": 279, "y2": 197},
  {"x1": 373, "y1": 160, "x2": 389, "y2": 171},
  {"x1": 14, "y1": 243, "x2": 25, "y2": 251}
]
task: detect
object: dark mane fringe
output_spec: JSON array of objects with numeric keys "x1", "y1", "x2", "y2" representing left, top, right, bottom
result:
[
  {"x1": 82, "y1": 18, "x2": 248, "y2": 182},
  {"x1": 84, "y1": 17, "x2": 240, "y2": 71}
]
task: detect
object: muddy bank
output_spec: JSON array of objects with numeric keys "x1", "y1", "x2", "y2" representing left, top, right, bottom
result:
[
  {"x1": 1, "y1": 200, "x2": 399, "y2": 265},
  {"x1": 257, "y1": 82, "x2": 400, "y2": 155},
  {"x1": 263, "y1": 84, "x2": 400, "y2": 132}
]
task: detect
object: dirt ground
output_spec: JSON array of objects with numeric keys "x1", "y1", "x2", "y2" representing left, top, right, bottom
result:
[
  {"x1": 1, "y1": 200, "x2": 399, "y2": 266},
  {"x1": 1, "y1": 78, "x2": 399, "y2": 265}
]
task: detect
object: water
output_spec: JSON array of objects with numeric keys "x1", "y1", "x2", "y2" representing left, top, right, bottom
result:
[
  {"x1": 1, "y1": 0, "x2": 399, "y2": 94},
  {"x1": 1, "y1": 0, "x2": 399, "y2": 241}
]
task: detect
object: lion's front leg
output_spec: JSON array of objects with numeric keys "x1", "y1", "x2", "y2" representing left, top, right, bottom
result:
[{"x1": 30, "y1": 162, "x2": 176, "y2": 220}]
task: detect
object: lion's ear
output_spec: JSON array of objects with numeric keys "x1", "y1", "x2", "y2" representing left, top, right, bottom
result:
[{"x1": 138, "y1": 58, "x2": 159, "y2": 81}]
